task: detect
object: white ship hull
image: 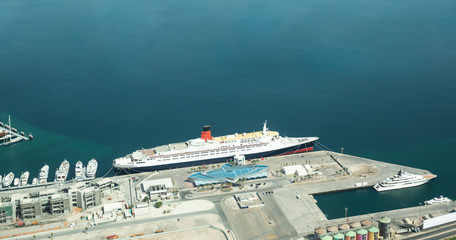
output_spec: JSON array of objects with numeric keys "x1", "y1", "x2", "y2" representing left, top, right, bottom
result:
[
  {"x1": 374, "y1": 179, "x2": 430, "y2": 192},
  {"x1": 113, "y1": 122, "x2": 318, "y2": 173},
  {"x1": 39, "y1": 164, "x2": 49, "y2": 184},
  {"x1": 86, "y1": 158, "x2": 98, "y2": 178},
  {"x1": 374, "y1": 170, "x2": 436, "y2": 192}
]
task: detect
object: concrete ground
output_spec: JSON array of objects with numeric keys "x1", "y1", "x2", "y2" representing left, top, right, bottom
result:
[
  {"x1": 222, "y1": 194, "x2": 296, "y2": 240},
  {"x1": 59, "y1": 214, "x2": 227, "y2": 240}
]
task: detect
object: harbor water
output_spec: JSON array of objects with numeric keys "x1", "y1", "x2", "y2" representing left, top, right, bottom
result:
[{"x1": 1, "y1": 0, "x2": 455, "y2": 219}]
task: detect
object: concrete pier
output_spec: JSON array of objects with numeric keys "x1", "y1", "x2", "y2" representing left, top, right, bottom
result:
[{"x1": 0, "y1": 150, "x2": 450, "y2": 240}]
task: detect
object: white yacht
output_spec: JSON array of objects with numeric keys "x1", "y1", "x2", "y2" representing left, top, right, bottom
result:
[
  {"x1": 113, "y1": 121, "x2": 318, "y2": 173},
  {"x1": 32, "y1": 177, "x2": 37, "y2": 185},
  {"x1": 3, "y1": 172, "x2": 14, "y2": 187},
  {"x1": 55, "y1": 159, "x2": 70, "y2": 182},
  {"x1": 374, "y1": 170, "x2": 436, "y2": 192},
  {"x1": 75, "y1": 161, "x2": 84, "y2": 180},
  {"x1": 425, "y1": 196, "x2": 452, "y2": 205},
  {"x1": 39, "y1": 164, "x2": 49, "y2": 184},
  {"x1": 20, "y1": 171, "x2": 29, "y2": 186},
  {"x1": 86, "y1": 158, "x2": 97, "y2": 178}
]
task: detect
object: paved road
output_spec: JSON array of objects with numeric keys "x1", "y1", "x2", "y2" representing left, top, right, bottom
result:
[
  {"x1": 17, "y1": 209, "x2": 216, "y2": 240},
  {"x1": 404, "y1": 223, "x2": 456, "y2": 240}
]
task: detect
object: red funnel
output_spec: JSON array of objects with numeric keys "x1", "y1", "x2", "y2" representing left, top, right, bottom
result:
[{"x1": 201, "y1": 125, "x2": 212, "y2": 141}]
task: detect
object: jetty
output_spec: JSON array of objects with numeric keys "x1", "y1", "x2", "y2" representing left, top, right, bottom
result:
[{"x1": 0, "y1": 115, "x2": 32, "y2": 146}]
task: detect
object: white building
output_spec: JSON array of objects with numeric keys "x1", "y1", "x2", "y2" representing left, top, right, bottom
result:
[
  {"x1": 282, "y1": 165, "x2": 308, "y2": 176},
  {"x1": 141, "y1": 178, "x2": 174, "y2": 194},
  {"x1": 102, "y1": 202, "x2": 123, "y2": 218}
]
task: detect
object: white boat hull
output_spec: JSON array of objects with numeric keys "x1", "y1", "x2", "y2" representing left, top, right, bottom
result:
[{"x1": 374, "y1": 179, "x2": 430, "y2": 192}]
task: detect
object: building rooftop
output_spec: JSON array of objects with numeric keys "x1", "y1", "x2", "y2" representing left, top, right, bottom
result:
[
  {"x1": 283, "y1": 165, "x2": 307, "y2": 176},
  {"x1": 142, "y1": 178, "x2": 173, "y2": 190},
  {"x1": 189, "y1": 164, "x2": 269, "y2": 185}
]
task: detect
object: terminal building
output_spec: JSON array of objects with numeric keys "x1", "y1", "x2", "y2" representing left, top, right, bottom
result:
[{"x1": 188, "y1": 164, "x2": 269, "y2": 186}]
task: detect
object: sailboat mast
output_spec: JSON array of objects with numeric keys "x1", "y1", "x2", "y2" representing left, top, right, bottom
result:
[{"x1": 8, "y1": 115, "x2": 11, "y2": 142}]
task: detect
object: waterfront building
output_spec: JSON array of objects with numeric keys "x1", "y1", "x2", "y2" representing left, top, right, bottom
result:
[
  {"x1": 188, "y1": 164, "x2": 269, "y2": 186},
  {"x1": 76, "y1": 187, "x2": 101, "y2": 210}
]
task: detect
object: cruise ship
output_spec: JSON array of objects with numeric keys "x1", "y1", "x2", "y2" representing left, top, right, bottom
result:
[
  {"x1": 113, "y1": 122, "x2": 318, "y2": 173},
  {"x1": 373, "y1": 170, "x2": 437, "y2": 192}
]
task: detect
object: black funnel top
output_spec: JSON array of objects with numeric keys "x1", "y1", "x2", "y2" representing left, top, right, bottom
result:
[{"x1": 202, "y1": 125, "x2": 211, "y2": 132}]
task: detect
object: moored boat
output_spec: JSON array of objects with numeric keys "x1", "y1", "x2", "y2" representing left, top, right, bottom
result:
[
  {"x1": 20, "y1": 171, "x2": 29, "y2": 186},
  {"x1": 13, "y1": 178, "x2": 19, "y2": 186},
  {"x1": 1, "y1": 136, "x2": 23, "y2": 146},
  {"x1": 0, "y1": 134, "x2": 12, "y2": 141},
  {"x1": 425, "y1": 196, "x2": 452, "y2": 205},
  {"x1": 39, "y1": 164, "x2": 49, "y2": 184},
  {"x1": 75, "y1": 161, "x2": 84, "y2": 180},
  {"x1": 55, "y1": 159, "x2": 70, "y2": 182},
  {"x1": 113, "y1": 121, "x2": 318, "y2": 173},
  {"x1": 32, "y1": 177, "x2": 37, "y2": 185},
  {"x1": 373, "y1": 170, "x2": 436, "y2": 192},
  {"x1": 2, "y1": 172, "x2": 14, "y2": 187},
  {"x1": 86, "y1": 158, "x2": 98, "y2": 178}
]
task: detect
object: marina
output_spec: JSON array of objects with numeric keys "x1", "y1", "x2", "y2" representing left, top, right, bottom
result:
[{"x1": 0, "y1": 158, "x2": 98, "y2": 192}]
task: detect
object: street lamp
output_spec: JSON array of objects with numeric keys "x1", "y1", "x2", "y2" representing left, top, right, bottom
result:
[
  {"x1": 345, "y1": 207, "x2": 348, "y2": 222},
  {"x1": 419, "y1": 202, "x2": 422, "y2": 229}
]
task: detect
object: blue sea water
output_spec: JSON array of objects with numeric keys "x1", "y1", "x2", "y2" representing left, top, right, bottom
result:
[{"x1": 0, "y1": 0, "x2": 455, "y2": 219}]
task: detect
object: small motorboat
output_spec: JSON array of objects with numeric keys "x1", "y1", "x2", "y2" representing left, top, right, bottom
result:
[{"x1": 13, "y1": 178, "x2": 19, "y2": 186}]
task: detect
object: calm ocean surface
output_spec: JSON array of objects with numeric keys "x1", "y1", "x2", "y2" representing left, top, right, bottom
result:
[{"x1": 0, "y1": 0, "x2": 455, "y2": 219}]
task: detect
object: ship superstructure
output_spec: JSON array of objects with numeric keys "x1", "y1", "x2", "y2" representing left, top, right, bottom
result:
[
  {"x1": 113, "y1": 121, "x2": 318, "y2": 173},
  {"x1": 374, "y1": 170, "x2": 436, "y2": 192}
]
